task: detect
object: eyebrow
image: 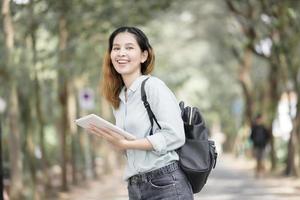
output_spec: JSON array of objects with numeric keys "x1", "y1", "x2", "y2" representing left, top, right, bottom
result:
[{"x1": 112, "y1": 43, "x2": 135, "y2": 46}]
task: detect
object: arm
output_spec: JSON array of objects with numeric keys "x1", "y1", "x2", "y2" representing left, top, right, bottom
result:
[{"x1": 145, "y1": 78, "x2": 185, "y2": 155}]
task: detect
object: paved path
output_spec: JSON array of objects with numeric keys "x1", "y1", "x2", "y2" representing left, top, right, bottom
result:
[
  {"x1": 196, "y1": 155, "x2": 300, "y2": 200},
  {"x1": 61, "y1": 154, "x2": 300, "y2": 200}
]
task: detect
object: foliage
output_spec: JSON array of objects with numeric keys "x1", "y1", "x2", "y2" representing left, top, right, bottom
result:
[{"x1": 1, "y1": 0, "x2": 300, "y2": 198}]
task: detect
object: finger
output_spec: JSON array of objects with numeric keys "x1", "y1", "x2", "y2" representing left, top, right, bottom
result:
[
  {"x1": 93, "y1": 125, "x2": 124, "y2": 140},
  {"x1": 103, "y1": 127, "x2": 125, "y2": 139},
  {"x1": 87, "y1": 127, "x2": 104, "y2": 138},
  {"x1": 96, "y1": 128, "x2": 117, "y2": 142},
  {"x1": 93, "y1": 126, "x2": 117, "y2": 142},
  {"x1": 88, "y1": 124, "x2": 113, "y2": 140}
]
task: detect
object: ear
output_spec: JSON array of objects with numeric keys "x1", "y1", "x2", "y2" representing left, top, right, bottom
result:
[{"x1": 141, "y1": 50, "x2": 148, "y2": 63}]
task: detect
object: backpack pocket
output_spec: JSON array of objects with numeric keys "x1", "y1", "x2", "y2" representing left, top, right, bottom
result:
[{"x1": 177, "y1": 139, "x2": 214, "y2": 193}]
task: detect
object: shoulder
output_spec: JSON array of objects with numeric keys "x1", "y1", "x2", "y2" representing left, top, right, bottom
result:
[
  {"x1": 145, "y1": 76, "x2": 168, "y2": 91},
  {"x1": 144, "y1": 76, "x2": 176, "y2": 102}
]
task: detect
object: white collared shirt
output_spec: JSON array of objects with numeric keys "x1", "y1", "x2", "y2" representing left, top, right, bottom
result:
[{"x1": 113, "y1": 75, "x2": 185, "y2": 180}]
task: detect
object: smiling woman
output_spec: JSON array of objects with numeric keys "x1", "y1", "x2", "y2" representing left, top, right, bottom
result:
[
  {"x1": 101, "y1": 27, "x2": 155, "y2": 109},
  {"x1": 110, "y1": 32, "x2": 148, "y2": 80},
  {"x1": 92, "y1": 26, "x2": 194, "y2": 200}
]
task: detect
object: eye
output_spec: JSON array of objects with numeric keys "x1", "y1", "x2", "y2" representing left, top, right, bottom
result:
[
  {"x1": 126, "y1": 46, "x2": 134, "y2": 50},
  {"x1": 112, "y1": 47, "x2": 120, "y2": 51}
]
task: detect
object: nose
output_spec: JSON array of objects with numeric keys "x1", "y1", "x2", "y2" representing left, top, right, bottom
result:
[{"x1": 118, "y1": 47, "x2": 126, "y2": 56}]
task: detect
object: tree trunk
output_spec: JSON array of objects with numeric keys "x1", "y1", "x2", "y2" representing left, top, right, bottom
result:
[
  {"x1": 58, "y1": 79, "x2": 70, "y2": 191},
  {"x1": 71, "y1": 134, "x2": 78, "y2": 185},
  {"x1": 68, "y1": 82, "x2": 78, "y2": 185},
  {"x1": 284, "y1": 91, "x2": 299, "y2": 176},
  {"x1": 267, "y1": 60, "x2": 280, "y2": 171},
  {"x1": 25, "y1": 126, "x2": 40, "y2": 199},
  {"x1": 58, "y1": 14, "x2": 70, "y2": 191},
  {"x1": 19, "y1": 86, "x2": 40, "y2": 200},
  {"x1": 74, "y1": 77, "x2": 88, "y2": 181},
  {"x1": 28, "y1": 0, "x2": 50, "y2": 189},
  {"x1": 296, "y1": 107, "x2": 300, "y2": 175},
  {"x1": 285, "y1": 128, "x2": 298, "y2": 176},
  {"x1": 2, "y1": 0, "x2": 23, "y2": 199},
  {"x1": 8, "y1": 84, "x2": 23, "y2": 200},
  {"x1": 293, "y1": 86, "x2": 300, "y2": 175},
  {"x1": 238, "y1": 48, "x2": 254, "y2": 125},
  {"x1": 2, "y1": 0, "x2": 14, "y2": 49}
]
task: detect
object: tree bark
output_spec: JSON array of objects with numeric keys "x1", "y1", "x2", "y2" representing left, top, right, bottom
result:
[
  {"x1": 28, "y1": 0, "x2": 50, "y2": 190},
  {"x1": 68, "y1": 82, "x2": 78, "y2": 184},
  {"x1": 285, "y1": 128, "x2": 298, "y2": 176},
  {"x1": 296, "y1": 99, "x2": 300, "y2": 175},
  {"x1": 2, "y1": 0, "x2": 23, "y2": 199},
  {"x1": 8, "y1": 84, "x2": 23, "y2": 200},
  {"x1": 267, "y1": 60, "x2": 281, "y2": 171},
  {"x1": 296, "y1": 81, "x2": 300, "y2": 175},
  {"x1": 238, "y1": 48, "x2": 254, "y2": 125},
  {"x1": 25, "y1": 126, "x2": 40, "y2": 199},
  {"x1": 291, "y1": 82, "x2": 300, "y2": 175},
  {"x1": 58, "y1": 79, "x2": 70, "y2": 191},
  {"x1": 58, "y1": 14, "x2": 70, "y2": 191},
  {"x1": 285, "y1": 90, "x2": 299, "y2": 176},
  {"x1": 2, "y1": 0, "x2": 14, "y2": 49}
]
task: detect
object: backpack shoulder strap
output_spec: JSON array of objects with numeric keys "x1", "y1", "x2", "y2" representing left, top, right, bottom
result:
[{"x1": 141, "y1": 77, "x2": 161, "y2": 135}]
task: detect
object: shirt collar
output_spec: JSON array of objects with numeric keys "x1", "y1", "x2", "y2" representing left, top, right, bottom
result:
[
  {"x1": 128, "y1": 75, "x2": 150, "y2": 92},
  {"x1": 119, "y1": 75, "x2": 150, "y2": 103}
]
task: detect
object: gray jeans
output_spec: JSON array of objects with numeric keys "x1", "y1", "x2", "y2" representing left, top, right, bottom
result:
[{"x1": 127, "y1": 162, "x2": 194, "y2": 200}]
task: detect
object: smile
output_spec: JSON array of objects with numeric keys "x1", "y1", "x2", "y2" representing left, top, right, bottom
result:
[{"x1": 117, "y1": 59, "x2": 130, "y2": 64}]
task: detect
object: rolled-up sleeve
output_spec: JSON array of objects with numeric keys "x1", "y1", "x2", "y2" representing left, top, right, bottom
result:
[{"x1": 145, "y1": 78, "x2": 185, "y2": 155}]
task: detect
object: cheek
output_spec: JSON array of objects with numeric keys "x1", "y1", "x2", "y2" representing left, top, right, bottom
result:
[
  {"x1": 110, "y1": 53, "x2": 117, "y2": 64},
  {"x1": 110, "y1": 52, "x2": 115, "y2": 60},
  {"x1": 132, "y1": 53, "x2": 143, "y2": 63}
]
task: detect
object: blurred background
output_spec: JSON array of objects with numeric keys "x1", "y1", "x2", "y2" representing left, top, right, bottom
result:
[{"x1": 1, "y1": 0, "x2": 300, "y2": 199}]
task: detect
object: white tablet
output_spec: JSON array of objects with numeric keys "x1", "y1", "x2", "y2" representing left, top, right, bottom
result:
[{"x1": 75, "y1": 114, "x2": 136, "y2": 140}]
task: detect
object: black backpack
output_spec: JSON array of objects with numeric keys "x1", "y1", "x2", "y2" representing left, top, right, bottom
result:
[{"x1": 141, "y1": 78, "x2": 218, "y2": 193}]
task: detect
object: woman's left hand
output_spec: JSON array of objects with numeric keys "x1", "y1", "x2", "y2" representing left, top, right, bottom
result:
[{"x1": 87, "y1": 124, "x2": 129, "y2": 150}]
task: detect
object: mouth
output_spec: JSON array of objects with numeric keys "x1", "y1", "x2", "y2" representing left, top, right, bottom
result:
[{"x1": 116, "y1": 59, "x2": 130, "y2": 64}]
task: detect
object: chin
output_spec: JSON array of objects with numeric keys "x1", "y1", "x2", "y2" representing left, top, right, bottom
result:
[{"x1": 115, "y1": 69, "x2": 129, "y2": 75}]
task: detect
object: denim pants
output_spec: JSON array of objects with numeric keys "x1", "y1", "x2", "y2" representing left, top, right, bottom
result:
[{"x1": 127, "y1": 162, "x2": 194, "y2": 200}]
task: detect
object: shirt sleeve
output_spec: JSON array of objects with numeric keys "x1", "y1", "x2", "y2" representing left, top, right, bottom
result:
[{"x1": 145, "y1": 77, "x2": 185, "y2": 155}]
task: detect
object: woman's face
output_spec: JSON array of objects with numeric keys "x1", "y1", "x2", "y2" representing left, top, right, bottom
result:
[{"x1": 110, "y1": 32, "x2": 148, "y2": 77}]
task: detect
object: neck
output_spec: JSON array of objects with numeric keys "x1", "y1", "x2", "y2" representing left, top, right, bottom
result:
[{"x1": 122, "y1": 71, "x2": 142, "y2": 89}]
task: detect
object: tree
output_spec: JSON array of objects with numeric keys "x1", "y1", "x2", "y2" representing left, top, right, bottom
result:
[
  {"x1": 2, "y1": 0, "x2": 24, "y2": 199},
  {"x1": 226, "y1": 0, "x2": 282, "y2": 170},
  {"x1": 226, "y1": 0, "x2": 300, "y2": 173}
]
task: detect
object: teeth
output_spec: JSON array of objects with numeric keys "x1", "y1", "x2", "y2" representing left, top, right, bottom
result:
[{"x1": 117, "y1": 60, "x2": 129, "y2": 64}]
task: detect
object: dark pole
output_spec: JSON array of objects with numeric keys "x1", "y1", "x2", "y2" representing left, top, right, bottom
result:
[{"x1": 0, "y1": 116, "x2": 3, "y2": 200}]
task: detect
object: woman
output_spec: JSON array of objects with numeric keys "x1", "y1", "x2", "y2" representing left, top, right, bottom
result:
[{"x1": 88, "y1": 26, "x2": 194, "y2": 200}]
